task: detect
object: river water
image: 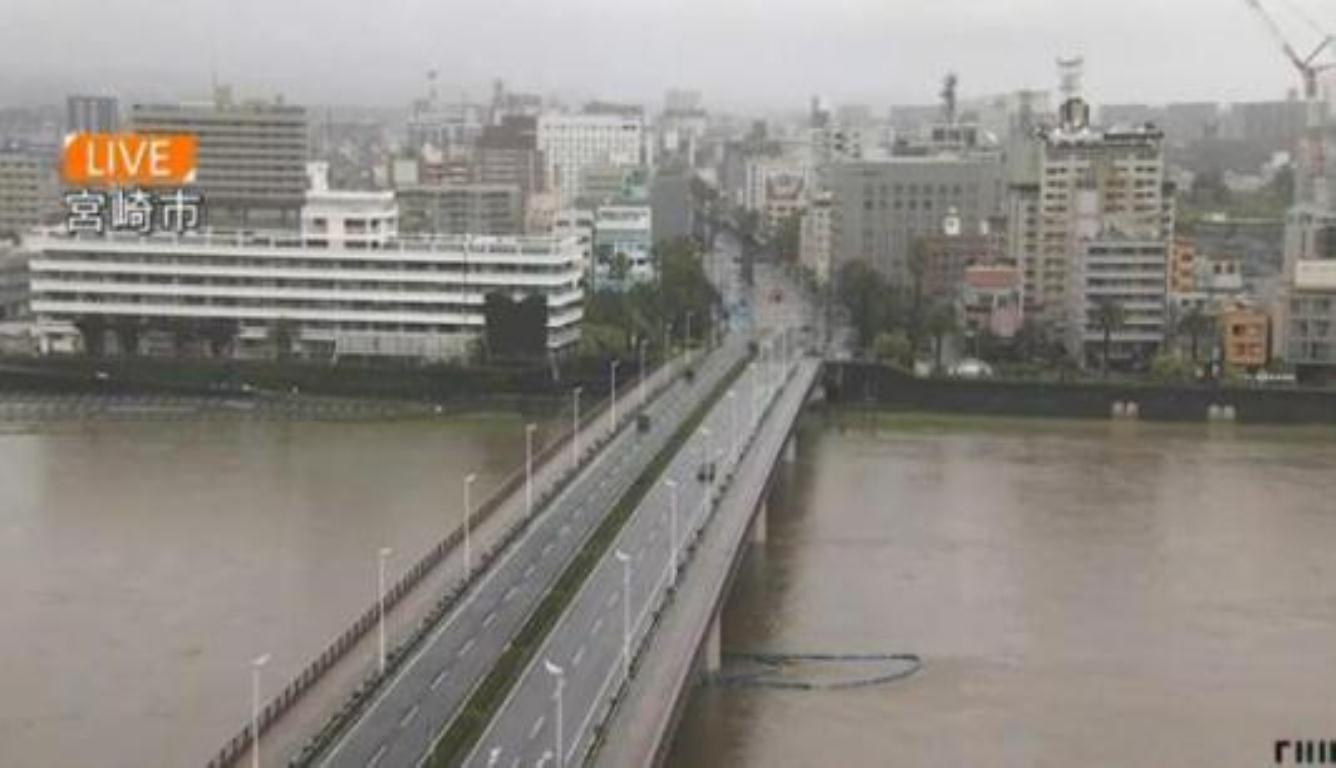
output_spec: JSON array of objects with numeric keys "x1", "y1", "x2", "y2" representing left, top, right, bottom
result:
[
  {"x1": 0, "y1": 412, "x2": 557, "y2": 768},
  {"x1": 668, "y1": 412, "x2": 1336, "y2": 767}
]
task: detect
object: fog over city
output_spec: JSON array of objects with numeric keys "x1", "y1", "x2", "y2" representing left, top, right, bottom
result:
[{"x1": 3, "y1": 0, "x2": 1334, "y2": 108}]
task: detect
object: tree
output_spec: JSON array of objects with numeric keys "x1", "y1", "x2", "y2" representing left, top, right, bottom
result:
[
  {"x1": 1178, "y1": 306, "x2": 1213, "y2": 364},
  {"x1": 202, "y1": 319, "x2": 240, "y2": 358},
  {"x1": 74, "y1": 316, "x2": 107, "y2": 357},
  {"x1": 774, "y1": 213, "x2": 801, "y2": 264},
  {"x1": 873, "y1": 330, "x2": 912, "y2": 367},
  {"x1": 835, "y1": 260, "x2": 894, "y2": 352},
  {"x1": 609, "y1": 251, "x2": 631, "y2": 283},
  {"x1": 1150, "y1": 351, "x2": 1195, "y2": 383},
  {"x1": 906, "y1": 240, "x2": 928, "y2": 360},
  {"x1": 925, "y1": 303, "x2": 958, "y2": 374},
  {"x1": 271, "y1": 317, "x2": 297, "y2": 361},
  {"x1": 1093, "y1": 298, "x2": 1125, "y2": 378}
]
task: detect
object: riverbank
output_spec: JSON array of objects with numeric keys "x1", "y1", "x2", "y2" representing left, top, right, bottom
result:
[{"x1": 824, "y1": 360, "x2": 1336, "y2": 425}]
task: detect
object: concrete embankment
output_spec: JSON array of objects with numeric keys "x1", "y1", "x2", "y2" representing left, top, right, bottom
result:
[{"x1": 825, "y1": 361, "x2": 1336, "y2": 425}]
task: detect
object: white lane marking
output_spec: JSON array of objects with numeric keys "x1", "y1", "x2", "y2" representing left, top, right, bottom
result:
[
  {"x1": 542, "y1": 541, "x2": 554, "y2": 557},
  {"x1": 572, "y1": 644, "x2": 586, "y2": 668},
  {"x1": 502, "y1": 585, "x2": 518, "y2": 602},
  {"x1": 366, "y1": 744, "x2": 388, "y2": 768},
  {"x1": 605, "y1": 592, "x2": 618, "y2": 609},
  {"x1": 524, "y1": 563, "x2": 536, "y2": 580},
  {"x1": 482, "y1": 611, "x2": 496, "y2": 628},
  {"x1": 429, "y1": 667, "x2": 447, "y2": 691},
  {"x1": 528, "y1": 714, "x2": 546, "y2": 741},
  {"x1": 399, "y1": 704, "x2": 419, "y2": 729},
  {"x1": 458, "y1": 637, "x2": 475, "y2": 658},
  {"x1": 592, "y1": 617, "x2": 603, "y2": 634}
]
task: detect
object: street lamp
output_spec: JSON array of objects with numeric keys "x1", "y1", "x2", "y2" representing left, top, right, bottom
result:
[
  {"x1": 377, "y1": 547, "x2": 392, "y2": 674},
  {"x1": 637, "y1": 338, "x2": 646, "y2": 410},
  {"x1": 614, "y1": 549, "x2": 632, "y2": 681},
  {"x1": 749, "y1": 362, "x2": 759, "y2": 430},
  {"x1": 684, "y1": 311, "x2": 694, "y2": 365},
  {"x1": 463, "y1": 473, "x2": 478, "y2": 578},
  {"x1": 665, "y1": 479, "x2": 679, "y2": 587},
  {"x1": 525, "y1": 423, "x2": 537, "y2": 515},
  {"x1": 726, "y1": 390, "x2": 738, "y2": 462},
  {"x1": 543, "y1": 659, "x2": 565, "y2": 767},
  {"x1": 699, "y1": 426, "x2": 712, "y2": 488},
  {"x1": 609, "y1": 359, "x2": 621, "y2": 430},
  {"x1": 571, "y1": 387, "x2": 582, "y2": 470},
  {"x1": 250, "y1": 653, "x2": 270, "y2": 768}
]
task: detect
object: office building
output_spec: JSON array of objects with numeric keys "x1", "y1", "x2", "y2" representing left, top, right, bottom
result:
[
  {"x1": 22, "y1": 218, "x2": 583, "y2": 362},
  {"x1": 830, "y1": 153, "x2": 1005, "y2": 284},
  {"x1": 800, "y1": 190, "x2": 834, "y2": 284},
  {"x1": 0, "y1": 146, "x2": 56, "y2": 238},
  {"x1": 396, "y1": 183, "x2": 524, "y2": 236},
  {"x1": 476, "y1": 116, "x2": 545, "y2": 199},
  {"x1": 592, "y1": 205, "x2": 654, "y2": 290},
  {"x1": 66, "y1": 95, "x2": 119, "y2": 134},
  {"x1": 538, "y1": 113, "x2": 644, "y2": 206},
  {"x1": 129, "y1": 89, "x2": 309, "y2": 227}
]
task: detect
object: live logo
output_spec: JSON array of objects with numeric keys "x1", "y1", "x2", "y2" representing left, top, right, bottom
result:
[{"x1": 62, "y1": 132, "x2": 198, "y2": 187}]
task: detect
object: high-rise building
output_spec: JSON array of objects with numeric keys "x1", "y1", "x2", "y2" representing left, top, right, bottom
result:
[
  {"x1": 66, "y1": 95, "x2": 119, "y2": 134},
  {"x1": 476, "y1": 116, "x2": 545, "y2": 199},
  {"x1": 537, "y1": 113, "x2": 644, "y2": 206},
  {"x1": 1009, "y1": 97, "x2": 1171, "y2": 327},
  {"x1": 0, "y1": 146, "x2": 54, "y2": 238},
  {"x1": 129, "y1": 89, "x2": 309, "y2": 227}
]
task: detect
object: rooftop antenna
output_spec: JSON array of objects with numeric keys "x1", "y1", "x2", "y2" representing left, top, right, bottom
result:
[
  {"x1": 941, "y1": 73, "x2": 959, "y2": 125},
  {"x1": 1057, "y1": 56, "x2": 1084, "y2": 101}
]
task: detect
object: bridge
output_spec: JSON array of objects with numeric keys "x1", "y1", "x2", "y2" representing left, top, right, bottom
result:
[{"x1": 215, "y1": 240, "x2": 822, "y2": 768}]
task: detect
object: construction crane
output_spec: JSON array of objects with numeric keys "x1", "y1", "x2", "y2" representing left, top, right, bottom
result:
[{"x1": 1243, "y1": 0, "x2": 1336, "y2": 207}]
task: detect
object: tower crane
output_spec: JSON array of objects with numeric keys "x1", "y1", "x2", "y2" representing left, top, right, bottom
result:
[{"x1": 1243, "y1": 0, "x2": 1336, "y2": 208}]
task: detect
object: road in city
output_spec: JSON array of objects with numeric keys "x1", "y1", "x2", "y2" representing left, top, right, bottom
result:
[
  {"x1": 462, "y1": 236, "x2": 814, "y2": 768},
  {"x1": 311, "y1": 339, "x2": 750, "y2": 768},
  {"x1": 463, "y1": 336, "x2": 799, "y2": 768}
]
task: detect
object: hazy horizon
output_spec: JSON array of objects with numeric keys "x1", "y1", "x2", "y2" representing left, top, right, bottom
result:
[{"x1": 3, "y1": 0, "x2": 1336, "y2": 112}]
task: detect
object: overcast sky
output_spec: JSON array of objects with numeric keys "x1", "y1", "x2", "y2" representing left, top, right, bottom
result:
[{"x1": 3, "y1": 0, "x2": 1335, "y2": 112}]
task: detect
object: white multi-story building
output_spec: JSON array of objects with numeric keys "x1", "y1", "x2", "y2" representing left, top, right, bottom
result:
[
  {"x1": 1066, "y1": 237, "x2": 1168, "y2": 367},
  {"x1": 537, "y1": 113, "x2": 644, "y2": 207},
  {"x1": 22, "y1": 199, "x2": 584, "y2": 361},
  {"x1": 592, "y1": 205, "x2": 654, "y2": 290}
]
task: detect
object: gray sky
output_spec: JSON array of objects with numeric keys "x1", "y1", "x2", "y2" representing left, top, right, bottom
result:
[{"x1": 3, "y1": 0, "x2": 1335, "y2": 111}]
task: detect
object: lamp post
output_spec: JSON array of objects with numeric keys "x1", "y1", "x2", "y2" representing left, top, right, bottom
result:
[
  {"x1": 665, "y1": 479, "x2": 679, "y2": 586},
  {"x1": 609, "y1": 359, "x2": 621, "y2": 430},
  {"x1": 699, "y1": 426, "x2": 712, "y2": 489},
  {"x1": 726, "y1": 389, "x2": 738, "y2": 461},
  {"x1": 543, "y1": 660, "x2": 565, "y2": 767},
  {"x1": 377, "y1": 547, "x2": 392, "y2": 674},
  {"x1": 614, "y1": 549, "x2": 632, "y2": 680},
  {"x1": 571, "y1": 387, "x2": 582, "y2": 469},
  {"x1": 749, "y1": 362, "x2": 759, "y2": 430},
  {"x1": 463, "y1": 473, "x2": 477, "y2": 578},
  {"x1": 250, "y1": 653, "x2": 270, "y2": 768},
  {"x1": 637, "y1": 338, "x2": 646, "y2": 410},
  {"x1": 684, "y1": 311, "x2": 694, "y2": 365},
  {"x1": 525, "y1": 423, "x2": 537, "y2": 514}
]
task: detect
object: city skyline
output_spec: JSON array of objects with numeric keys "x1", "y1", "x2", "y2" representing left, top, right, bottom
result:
[{"x1": 4, "y1": 0, "x2": 1336, "y2": 111}]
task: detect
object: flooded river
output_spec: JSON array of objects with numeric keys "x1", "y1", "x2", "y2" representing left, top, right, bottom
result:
[{"x1": 669, "y1": 412, "x2": 1336, "y2": 767}]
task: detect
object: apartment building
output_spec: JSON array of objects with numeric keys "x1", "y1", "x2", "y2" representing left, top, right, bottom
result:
[{"x1": 537, "y1": 113, "x2": 644, "y2": 206}]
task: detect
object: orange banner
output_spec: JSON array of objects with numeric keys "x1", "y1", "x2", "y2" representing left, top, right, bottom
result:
[{"x1": 62, "y1": 133, "x2": 198, "y2": 187}]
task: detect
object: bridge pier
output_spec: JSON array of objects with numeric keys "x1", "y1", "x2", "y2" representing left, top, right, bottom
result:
[
  {"x1": 703, "y1": 610, "x2": 722, "y2": 677},
  {"x1": 749, "y1": 499, "x2": 768, "y2": 544}
]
